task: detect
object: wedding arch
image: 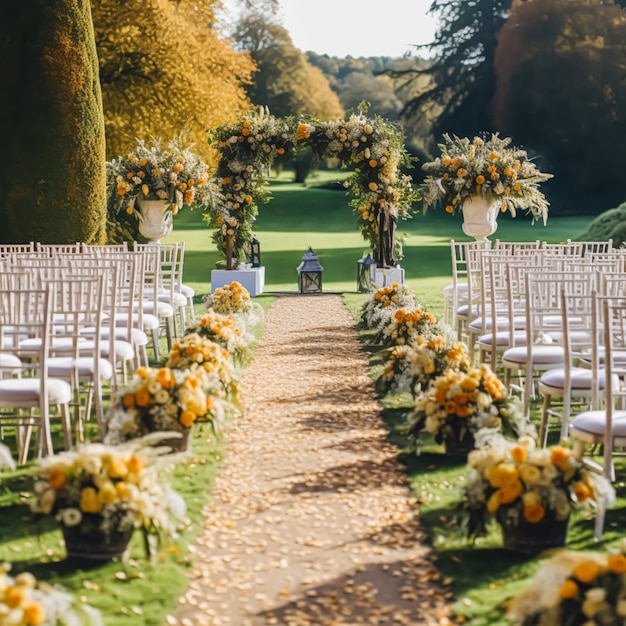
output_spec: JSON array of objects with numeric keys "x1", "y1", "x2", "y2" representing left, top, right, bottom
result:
[{"x1": 203, "y1": 109, "x2": 418, "y2": 269}]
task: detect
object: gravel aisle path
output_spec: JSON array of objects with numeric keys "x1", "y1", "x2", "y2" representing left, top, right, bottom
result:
[{"x1": 172, "y1": 295, "x2": 451, "y2": 626}]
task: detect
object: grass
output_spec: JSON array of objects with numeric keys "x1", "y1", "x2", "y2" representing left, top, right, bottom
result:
[{"x1": 0, "y1": 170, "x2": 605, "y2": 624}]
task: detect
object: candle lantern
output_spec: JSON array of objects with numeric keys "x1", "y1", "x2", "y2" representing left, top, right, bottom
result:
[{"x1": 297, "y1": 247, "x2": 324, "y2": 294}]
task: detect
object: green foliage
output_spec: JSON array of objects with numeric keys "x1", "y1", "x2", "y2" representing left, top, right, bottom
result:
[
  {"x1": 574, "y1": 201, "x2": 626, "y2": 247},
  {"x1": 0, "y1": 0, "x2": 107, "y2": 244},
  {"x1": 231, "y1": 12, "x2": 343, "y2": 120},
  {"x1": 493, "y1": 0, "x2": 626, "y2": 212},
  {"x1": 391, "y1": 0, "x2": 513, "y2": 149}
]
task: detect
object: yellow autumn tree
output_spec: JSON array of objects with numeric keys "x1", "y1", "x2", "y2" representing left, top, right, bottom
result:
[{"x1": 92, "y1": 0, "x2": 255, "y2": 160}]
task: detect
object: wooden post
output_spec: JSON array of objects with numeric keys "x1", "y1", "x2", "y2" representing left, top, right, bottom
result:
[{"x1": 226, "y1": 234, "x2": 233, "y2": 270}]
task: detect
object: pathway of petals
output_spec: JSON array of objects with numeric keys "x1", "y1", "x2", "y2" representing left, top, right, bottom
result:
[{"x1": 171, "y1": 295, "x2": 452, "y2": 626}]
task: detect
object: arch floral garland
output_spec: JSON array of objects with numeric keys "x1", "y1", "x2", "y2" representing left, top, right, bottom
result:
[{"x1": 204, "y1": 109, "x2": 418, "y2": 267}]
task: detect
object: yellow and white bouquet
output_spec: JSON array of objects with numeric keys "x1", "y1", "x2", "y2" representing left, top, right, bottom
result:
[
  {"x1": 374, "y1": 307, "x2": 438, "y2": 347},
  {"x1": 204, "y1": 281, "x2": 263, "y2": 329},
  {"x1": 0, "y1": 564, "x2": 103, "y2": 626},
  {"x1": 105, "y1": 365, "x2": 232, "y2": 445},
  {"x1": 407, "y1": 364, "x2": 530, "y2": 451},
  {"x1": 107, "y1": 137, "x2": 213, "y2": 216},
  {"x1": 376, "y1": 335, "x2": 471, "y2": 398},
  {"x1": 30, "y1": 439, "x2": 185, "y2": 542},
  {"x1": 359, "y1": 282, "x2": 417, "y2": 330},
  {"x1": 507, "y1": 542, "x2": 626, "y2": 626},
  {"x1": 184, "y1": 310, "x2": 254, "y2": 366},
  {"x1": 420, "y1": 133, "x2": 552, "y2": 223},
  {"x1": 459, "y1": 437, "x2": 613, "y2": 540}
]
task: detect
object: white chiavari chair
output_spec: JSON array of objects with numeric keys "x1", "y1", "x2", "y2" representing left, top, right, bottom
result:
[
  {"x1": 0, "y1": 284, "x2": 72, "y2": 462},
  {"x1": 502, "y1": 272, "x2": 594, "y2": 416}
]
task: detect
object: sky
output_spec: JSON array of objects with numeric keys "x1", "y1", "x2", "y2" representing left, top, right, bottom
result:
[
  {"x1": 221, "y1": 0, "x2": 438, "y2": 59},
  {"x1": 277, "y1": 0, "x2": 438, "y2": 57}
]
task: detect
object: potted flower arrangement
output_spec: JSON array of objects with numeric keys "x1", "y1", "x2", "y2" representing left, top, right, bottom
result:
[
  {"x1": 184, "y1": 309, "x2": 255, "y2": 367},
  {"x1": 204, "y1": 281, "x2": 263, "y2": 330},
  {"x1": 507, "y1": 541, "x2": 626, "y2": 624},
  {"x1": 107, "y1": 138, "x2": 214, "y2": 242},
  {"x1": 105, "y1": 365, "x2": 233, "y2": 448},
  {"x1": 375, "y1": 335, "x2": 471, "y2": 398},
  {"x1": 420, "y1": 134, "x2": 552, "y2": 239},
  {"x1": 165, "y1": 334, "x2": 238, "y2": 402},
  {"x1": 458, "y1": 436, "x2": 614, "y2": 554},
  {"x1": 359, "y1": 282, "x2": 417, "y2": 331},
  {"x1": 0, "y1": 564, "x2": 103, "y2": 624},
  {"x1": 407, "y1": 364, "x2": 530, "y2": 458},
  {"x1": 30, "y1": 439, "x2": 186, "y2": 561},
  {"x1": 372, "y1": 306, "x2": 438, "y2": 347}
]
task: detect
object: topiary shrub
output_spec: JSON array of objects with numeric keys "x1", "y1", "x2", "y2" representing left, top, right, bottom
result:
[{"x1": 574, "y1": 202, "x2": 626, "y2": 247}]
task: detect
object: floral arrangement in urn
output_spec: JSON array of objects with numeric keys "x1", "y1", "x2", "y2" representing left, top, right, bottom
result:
[
  {"x1": 0, "y1": 564, "x2": 103, "y2": 625},
  {"x1": 107, "y1": 137, "x2": 213, "y2": 217},
  {"x1": 407, "y1": 364, "x2": 531, "y2": 453},
  {"x1": 420, "y1": 133, "x2": 552, "y2": 223},
  {"x1": 507, "y1": 541, "x2": 626, "y2": 626},
  {"x1": 30, "y1": 439, "x2": 186, "y2": 555},
  {"x1": 458, "y1": 436, "x2": 613, "y2": 541},
  {"x1": 184, "y1": 310, "x2": 255, "y2": 366},
  {"x1": 376, "y1": 335, "x2": 471, "y2": 398},
  {"x1": 359, "y1": 282, "x2": 417, "y2": 330},
  {"x1": 105, "y1": 366, "x2": 232, "y2": 445},
  {"x1": 373, "y1": 307, "x2": 438, "y2": 347}
]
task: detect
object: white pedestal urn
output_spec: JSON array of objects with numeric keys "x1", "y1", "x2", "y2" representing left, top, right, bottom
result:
[
  {"x1": 136, "y1": 198, "x2": 173, "y2": 243},
  {"x1": 461, "y1": 194, "x2": 500, "y2": 241}
]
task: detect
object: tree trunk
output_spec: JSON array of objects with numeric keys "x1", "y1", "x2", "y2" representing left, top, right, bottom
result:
[{"x1": 0, "y1": 0, "x2": 106, "y2": 244}]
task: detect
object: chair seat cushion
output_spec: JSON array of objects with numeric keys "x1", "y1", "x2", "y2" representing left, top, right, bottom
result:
[
  {"x1": 178, "y1": 284, "x2": 195, "y2": 298},
  {"x1": 570, "y1": 410, "x2": 626, "y2": 436},
  {"x1": 0, "y1": 353, "x2": 22, "y2": 371},
  {"x1": 158, "y1": 292, "x2": 188, "y2": 307},
  {"x1": 48, "y1": 357, "x2": 114, "y2": 381},
  {"x1": 113, "y1": 312, "x2": 159, "y2": 331},
  {"x1": 538, "y1": 367, "x2": 613, "y2": 393},
  {"x1": 0, "y1": 378, "x2": 72, "y2": 405},
  {"x1": 477, "y1": 331, "x2": 527, "y2": 348},
  {"x1": 137, "y1": 301, "x2": 174, "y2": 318},
  {"x1": 443, "y1": 282, "x2": 467, "y2": 297},
  {"x1": 502, "y1": 345, "x2": 565, "y2": 367}
]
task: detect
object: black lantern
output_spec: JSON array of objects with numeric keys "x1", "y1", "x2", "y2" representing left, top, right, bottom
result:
[
  {"x1": 357, "y1": 253, "x2": 377, "y2": 293},
  {"x1": 297, "y1": 246, "x2": 324, "y2": 293},
  {"x1": 250, "y1": 237, "x2": 261, "y2": 268}
]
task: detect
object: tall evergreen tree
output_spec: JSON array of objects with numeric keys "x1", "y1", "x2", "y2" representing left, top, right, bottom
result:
[
  {"x1": 0, "y1": 0, "x2": 107, "y2": 244},
  {"x1": 391, "y1": 0, "x2": 512, "y2": 150}
]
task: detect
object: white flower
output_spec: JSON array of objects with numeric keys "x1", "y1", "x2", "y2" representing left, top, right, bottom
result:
[{"x1": 60, "y1": 508, "x2": 83, "y2": 527}]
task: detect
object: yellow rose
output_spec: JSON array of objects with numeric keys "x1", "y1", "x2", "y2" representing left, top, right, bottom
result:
[
  {"x1": 79, "y1": 487, "x2": 102, "y2": 514},
  {"x1": 141, "y1": 184, "x2": 149, "y2": 196}
]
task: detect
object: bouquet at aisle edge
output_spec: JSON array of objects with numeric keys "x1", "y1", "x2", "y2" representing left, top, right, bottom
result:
[
  {"x1": 359, "y1": 282, "x2": 417, "y2": 331},
  {"x1": 376, "y1": 335, "x2": 471, "y2": 398},
  {"x1": 507, "y1": 541, "x2": 626, "y2": 626},
  {"x1": 407, "y1": 364, "x2": 532, "y2": 452},
  {"x1": 105, "y1": 365, "x2": 233, "y2": 445},
  {"x1": 0, "y1": 564, "x2": 103, "y2": 626},
  {"x1": 204, "y1": 281, "x2": 263, "y2": 330},
  {"x1": 30, "y1": 438, "x2": 186, "y2": 552},
  {"x1": 458, "y1": 436, "x2": 614, "y2": 541}
]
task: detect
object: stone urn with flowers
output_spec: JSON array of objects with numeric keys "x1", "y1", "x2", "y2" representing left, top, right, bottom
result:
[
  {"x1": 420, "y1": 133, "x2": 553, "y2": 240},
  {"x1": 107, "y1": 138, "x2": 213, "y2": 243}
]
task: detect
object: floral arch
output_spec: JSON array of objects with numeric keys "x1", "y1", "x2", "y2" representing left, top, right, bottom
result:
[{"x1": 204, "y1": 110, "x2": 418, "y2": 269}]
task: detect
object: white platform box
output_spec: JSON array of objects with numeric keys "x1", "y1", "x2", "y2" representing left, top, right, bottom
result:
[
  {"x1": 211, "y1": 267, "x2": 265, "y2": 297},
  {"x1": 372, "y1": 266, "x2": 405, "y2": 289}
]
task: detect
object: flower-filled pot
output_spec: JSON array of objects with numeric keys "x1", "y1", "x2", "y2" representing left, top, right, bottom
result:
[
  {"x1": 136, "y1": 198, "x2": 173, "y2": 243},
  {"x1": 61, "y1": 517, "x2": 134, "y2": 561},
  {"x1": 443, "y1": 433, "x2": 475, "y2": 461},
  {"x1": 461, "y1": 194, "x2": 500, "y2": 241},
  {"x1": 500, "y1": 516, "x2": 569, "y2": 555}
]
